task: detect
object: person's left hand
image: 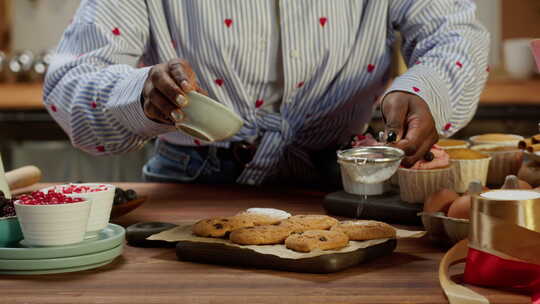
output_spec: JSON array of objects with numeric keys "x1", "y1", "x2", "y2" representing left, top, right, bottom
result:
[{"x1": 381, "y1": 91, "x2": 439, "y2": 167}]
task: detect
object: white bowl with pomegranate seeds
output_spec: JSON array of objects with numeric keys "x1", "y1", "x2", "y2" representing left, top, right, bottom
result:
[
  {"x1": 40, "y1": 183, "x2": 115, "y2": 237},
  {"x1": 14, "y1": 191, "x2": 90, "y2": 246}
]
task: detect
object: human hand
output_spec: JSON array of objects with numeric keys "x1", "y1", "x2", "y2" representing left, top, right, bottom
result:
[
  {"x1": 142, "y1": 59, "x2": 206, "y2": 124},
  {"x1": 381, "y1": 91, "x2": 439, "y2": 167}
]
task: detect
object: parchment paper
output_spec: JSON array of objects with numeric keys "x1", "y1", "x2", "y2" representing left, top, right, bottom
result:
[{"x1": 147, "y1": 223, "x2": 425, "y2": 259}]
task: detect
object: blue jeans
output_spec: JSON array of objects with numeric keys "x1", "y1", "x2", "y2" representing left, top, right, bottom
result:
[
  {"x1": 143, "y1": 139, "x2": 241, "y2": 184},
  {"x1": 143, "y1": 139, "x2": 342, "y2": 189}
]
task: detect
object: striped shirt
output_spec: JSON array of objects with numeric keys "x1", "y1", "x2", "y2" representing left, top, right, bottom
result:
[{"x1": 44, "y1": 0, "x2": 490, "y2": 185}]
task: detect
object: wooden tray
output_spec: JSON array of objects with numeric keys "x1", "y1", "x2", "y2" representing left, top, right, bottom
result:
[{"x1": 176, "y1": 238, "x2": 397, "y2": 273}]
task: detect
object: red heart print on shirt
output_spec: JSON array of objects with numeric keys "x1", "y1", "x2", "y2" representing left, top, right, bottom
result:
[
  {"x1": 112, "y1": 27, "x2": 120, "y2": 36},
  {"x1": 96, "y1": 146, "x2": 105, "y2": 152},
  {"x1": 224, "y1": 19, "x2": 233, "y2": 28},
  {"x1": 319, "y1": 17, "x2": 327, "y2": 27},
  {"x1": 444, "y1": 123, "x2": 452, "y2": 131},
  {"x1": 412, "y1": 86, "x2": 420, "y2": 93},
  {"x1": 50, "y1": 105, "x2": 57, "y2": 112},
  {"x1": 91, "y1": 101, "x2": 97, "y2": 109},
  {"x1": 215, "y1": 79, "x2": 224, "y2": 86},
  {"x1": 255, "y1": 99, "x2": 264, "y2": 108},
  {"x1": 194, "y1": 139, "x2": 201, "y2": 146},
  {"x1": 456, "y1": 61, "x2": 463, "y2": 68},
  {"x1": 367, "y1": 64, "x2": 375, "y2": 72}
]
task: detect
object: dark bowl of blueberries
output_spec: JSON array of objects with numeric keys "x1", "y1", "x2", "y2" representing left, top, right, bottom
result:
[
  {"x1": 111, "y1": 187, "x2": 147, "y2": 219},
  {"x1": 0, "y1": 191, "x2": 23, "y2": 247}
]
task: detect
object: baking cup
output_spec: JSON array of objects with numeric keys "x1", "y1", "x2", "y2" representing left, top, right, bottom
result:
[
  {"x1": 469, "y1": 134, "x2": 524, "y2": 147},
  {"x1": 471, "y1": 144, "x2": 524, "y2": 186},
  {"x1": 450, "y1": 157, "x2": 491, "y2": 193},
  {"x1": 397, "y1": 166, "x2": 455, "y2": 204},
  {"x1": 437, "y1": 140, "x2": 470, "y2": 150}
]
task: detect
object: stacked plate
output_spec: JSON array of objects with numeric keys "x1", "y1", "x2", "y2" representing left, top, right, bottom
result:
[{"x1": 0, "y1": 223, "x2": 124, "y2": 275}]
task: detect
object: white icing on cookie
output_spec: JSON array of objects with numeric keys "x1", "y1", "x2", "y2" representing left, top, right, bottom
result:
[{"x1": 245, "y1": 208, "x2": 291, "y2": 220}]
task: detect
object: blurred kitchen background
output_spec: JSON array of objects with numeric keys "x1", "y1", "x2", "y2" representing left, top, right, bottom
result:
[{"x1": 0, "y1": 0, "x2": 539, "y2": 182}]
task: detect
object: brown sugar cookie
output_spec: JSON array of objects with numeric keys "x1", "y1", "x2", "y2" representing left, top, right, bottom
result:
[
  {"x1": 285, "y1": 230, "x2": 349, "y2": 252},
  {"x1": 229, "y1": 225, "x2": 293, "y2": 245},
  {"x1": 279, "y1": 215, "x2": 338, "y2": 232},
  {"x1": 234, "y1": 212, "x2": 283, "y2": 226},
  {"x1": 331, "y1": 220, "x2": 396, "y2": 241},
  {"x1": 192, "y1": 216, "x2": 253, "y2": 238}
]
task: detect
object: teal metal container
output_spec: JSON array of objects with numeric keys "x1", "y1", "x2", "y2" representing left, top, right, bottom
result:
[{"x1": 0, "y1": 217, "x2": 23, "y2": 247}]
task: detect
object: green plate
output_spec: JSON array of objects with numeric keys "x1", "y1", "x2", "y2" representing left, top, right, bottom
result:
[
  {"x1": 0, "y1": 223, "x2": 124, "y2": 260},
  {"x1": 0, "y1": 244, "x2": 122, "y2": 272},
  {"x1": 0, "y1": 260, "x2": 114, "y2": 275}
]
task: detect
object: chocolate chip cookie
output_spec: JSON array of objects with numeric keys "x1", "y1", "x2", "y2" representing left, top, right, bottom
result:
[
  {"x1": 234, "y1": 212, "x2": 283, "y2": 226},
  {"x1": 331, "y1": 220, "x2": 396, "y2": 241},
  {"x1": 285, "y1": 230, "x2": 349, "y2": 252},
  {"x1": 229, "y1": 225, "x2": 293, "y2": 245},
  {"x1": 279, "y1": 215, "x2": 338, "y2": 232},
  {"x1": 192, "y1": 216, "x2": 253, "y2": 237}
]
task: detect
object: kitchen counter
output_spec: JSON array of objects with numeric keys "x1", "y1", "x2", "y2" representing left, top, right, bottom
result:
[{"x1": 2, "y1": 183, "x2": 530, "y2": 304}]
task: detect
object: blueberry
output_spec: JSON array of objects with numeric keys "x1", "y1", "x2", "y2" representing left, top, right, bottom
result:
[
  {"x1": 387, "y1": 131, "x2": 397, "y2": 143},
  {"x1": 115, "y1": 195, "x2": 127, "y2": 205},
  {"x1": 125, "y1": 189, "x2": 137, "y2": 201}
]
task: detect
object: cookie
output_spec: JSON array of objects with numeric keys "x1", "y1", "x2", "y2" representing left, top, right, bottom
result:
[
  {"x1": 244, "y1": 208, "x2": 291, "y2": 220},
  {"x1": 331, "y1": 220, "x2": 396, "y2": 241},
  {"x1": 285, "y1": 230, "x2": 349, "y2": 252},
  {"x1": 279, "y1": 215, "x2": 338, "y2": 232},
  {"x1": 234, "y1": 212, "x2": 282, "y2": 226},
  {"x1": 192, "y1": 216, "x2": 252, "y2": 237},
  {"x1": 229, "y1": 225, "x2": 292, "y2": 245}
]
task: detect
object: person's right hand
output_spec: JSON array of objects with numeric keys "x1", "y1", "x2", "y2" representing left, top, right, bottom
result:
[{"x1": 142, "y1": 58, "x2": 206, "y2": 124}]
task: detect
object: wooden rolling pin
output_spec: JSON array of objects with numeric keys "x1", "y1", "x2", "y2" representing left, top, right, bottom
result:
[{"x1": 5, "y1": 165, "x2": 42, "y2": 191}]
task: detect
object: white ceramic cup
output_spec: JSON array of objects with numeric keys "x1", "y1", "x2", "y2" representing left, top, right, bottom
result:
[
  {"x1": 41, "y1": 183, "x2": 115, "y2": 237},
  {"x1": 176, "y1": 91, "x2": 244, "y2": 142},
  {"x1": 14, "y1": 199, "x2": 90, "y2": 246},
  {"x1": 504, "y1": 38, "x2": 536, "y2": 79}
]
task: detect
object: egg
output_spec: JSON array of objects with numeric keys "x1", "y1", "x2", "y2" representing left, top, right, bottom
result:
[
  {"x1": 447, "y1": 195, "x2": 471, "y2": 219},
  {"x1": 423, "y1": 189, "x2": 459, "y2": 214},
  {"x1": 518, "y1": 179, "x2": 533, "y2": 190}
]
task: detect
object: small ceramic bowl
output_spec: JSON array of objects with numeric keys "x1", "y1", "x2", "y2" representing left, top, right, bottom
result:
[
  {"x1": 41, "y1": 183, "x2": 115, "y2": 238},
  {"x1": 0, "y1": 217, "x2": 23, "y2": 247},
  {"x1": 14, "y1": 199, "x2": 90, "y2": 246},
  {"x1": 176, "y1": 91, "x2": 244, "y2": 142},
  {"x1": 420, "y1": 212, "x2": 469, "y2": 245}
]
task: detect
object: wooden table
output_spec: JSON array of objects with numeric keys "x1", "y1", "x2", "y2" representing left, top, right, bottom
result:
[{"x1": 1, "y1": 183, "x2": 530, "y2": 304}]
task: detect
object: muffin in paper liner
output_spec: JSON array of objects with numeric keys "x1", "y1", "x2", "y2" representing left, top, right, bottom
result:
[
  {"x1": 469, "y1": 133, "x2": 524, "y2": 147},
  {"x1": 437, "y1": 139, "x2": 470, "y2": 150},
  {"x1": 471, "y1": 144, "x2": 524, "y2": 186},
  {"x1": 398, "y1": 165, "x2": 455, "y2": 204},
  {"x1": 451, "y1": 157, "x2": 491, "y2": 193}
]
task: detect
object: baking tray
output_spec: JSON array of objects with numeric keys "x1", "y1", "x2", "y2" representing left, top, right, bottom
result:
[
  {"x1": 175, "y1": 238, "x2": 396, "y2": 273},
  {"x1": 146, "y1": 223, "x2": 424, "y2": 273},
  {"x1": 324, "y1": 190, "x2": 423, "y2": 226}
]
